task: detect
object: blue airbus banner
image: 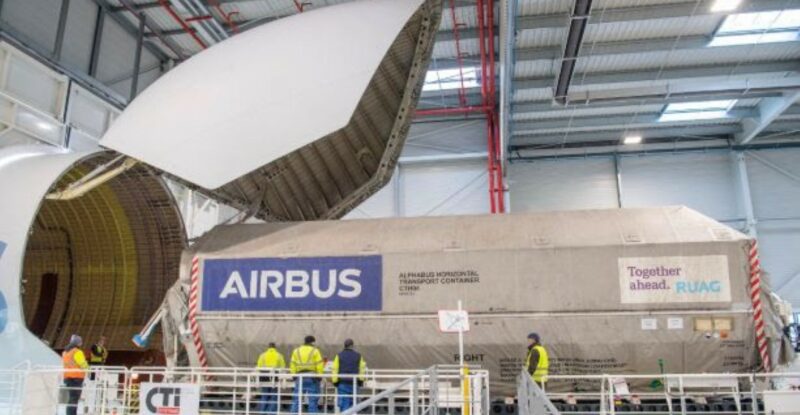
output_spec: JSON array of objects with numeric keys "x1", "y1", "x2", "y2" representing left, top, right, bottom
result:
[{"x1": 201, "y1": 256, "x2": 382, "y2": 312}]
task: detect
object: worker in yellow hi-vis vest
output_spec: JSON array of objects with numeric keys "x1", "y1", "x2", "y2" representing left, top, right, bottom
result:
[
  {"x1": 524, "y1": 332, "x2": 549, "y2": 387},
  {"x1": 256, "y1": 342, "x2": 286, "y2": 414},
  {"x1": 290, "y1": 335, "x2": 324, "y2": 414}
]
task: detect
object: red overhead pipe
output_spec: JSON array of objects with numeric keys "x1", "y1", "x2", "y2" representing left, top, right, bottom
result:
[
  {"x1": 493, "y1": 110, "x2": 505, "y2": 212},
  {"x1": 208, "y1": 0, "x2": 240, "y2": 34},
  {"x1": 415, "y1": 106, "x2": 491, "y2": 117},
  {"x1": 476, "y1": 0, "x2": 488, "y2": 102},
  {"x1": 185, "y1": 15, "x2": 212, "y2": 22},
  {"x1": 447, "y1": 0, "x2": 469, "y2": 107},
  {"x1": 487, "y1": 0, "x2": 497, "y2": 106},
  {"x1": 158, "y1": 0, "x2": 207, "y2": 49}
]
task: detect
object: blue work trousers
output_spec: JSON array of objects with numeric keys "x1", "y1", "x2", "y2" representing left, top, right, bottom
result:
[{"x1": 290, "y1": 377, "x2": 320, "y2": 414}]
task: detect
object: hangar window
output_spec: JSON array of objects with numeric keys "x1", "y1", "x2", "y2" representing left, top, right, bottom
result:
[
  {"x1": 709, "y1": 9, "x2": 800, "y2": 47},
  {"x1": 658, "y1": 100, "x2": 737, "y2": 122},
  {"x1": 423, "y1": 67, "x2": 480, "y2": 92}
]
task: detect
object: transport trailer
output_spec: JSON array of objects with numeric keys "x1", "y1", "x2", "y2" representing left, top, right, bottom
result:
[{"x1": 157, "y1": 206, "x2": 794, "y2": 395}]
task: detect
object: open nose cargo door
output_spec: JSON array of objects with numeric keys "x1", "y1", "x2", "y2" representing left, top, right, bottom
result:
[{"x1": 101, "y1": 0, "x2": 442, "y2": 221}]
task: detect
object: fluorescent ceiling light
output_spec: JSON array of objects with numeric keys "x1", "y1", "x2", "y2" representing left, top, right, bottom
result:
[
  {"x1": 623, "y1": 135, "x2": 642, "y2": 145},
  {"x1": 711, "y1": 0, "x2": 742, "y2": 12},
  {"x1": 423, "y1": 67, "x2": 480, "y2": 92},
  {"x1": 708, "y1": 31, "x2": 799, "y2": 46}
]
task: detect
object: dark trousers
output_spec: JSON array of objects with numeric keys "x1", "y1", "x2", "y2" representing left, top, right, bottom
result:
[{"x1": 64, "y1": 378, "x2": 84, "y2": 415}]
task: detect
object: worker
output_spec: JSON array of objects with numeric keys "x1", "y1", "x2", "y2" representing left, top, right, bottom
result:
[
  {"x1": 62, "y1": 334, "x2": 89, "y2": 415},
  {"x1": 289, "y1": 335, "x2": 324, "y2": 414},
  {"x1": 524, "y1": 332, "x2": 549, "y2": 388},
  {"x1": 256, "y1": 342, "x2": 286, "y2": 414},
  {"x1": 89, "y1": 336, "x2": 109, "y2": 366},
  {"x1": 332, "y1": 338, "x2": 367, "y2": 412}
]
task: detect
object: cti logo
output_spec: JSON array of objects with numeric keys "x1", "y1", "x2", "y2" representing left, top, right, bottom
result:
[
  {"x1": 145, "y1": 387, "x2": 181, "y2": 414},
  {"x1": 201, "y1": 256, "x2": 383, "y2": 312}
]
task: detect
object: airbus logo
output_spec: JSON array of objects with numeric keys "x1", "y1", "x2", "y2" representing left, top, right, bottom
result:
[
  {"x1": 202, "y1": 256, "x2": 383, "y2": 312},
  {"x1": 219, "y1": 269, "x2": 362, "y2": 300}
]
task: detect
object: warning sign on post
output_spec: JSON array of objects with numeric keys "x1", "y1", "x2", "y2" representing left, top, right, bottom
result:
[
  {"x1": 140, "y1": 383, "x2": 200, "y2": 415},
  {"x1": 438, "y1": 309, "x2": 470, "y2": 332}
]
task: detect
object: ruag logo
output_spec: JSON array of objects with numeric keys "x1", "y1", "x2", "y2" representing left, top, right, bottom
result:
[{"x1": 201, "y1": 256, "x2": 382, "y2": 312}]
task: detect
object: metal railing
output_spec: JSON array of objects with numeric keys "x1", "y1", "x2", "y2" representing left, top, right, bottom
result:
[
  {"x1": 517, "y1": 371, "x2": 560, "y2": 415},
  {"x1": 530, "y1": 372, "x2": 800, "y2": 415},
  {"x1": 0, "y1": 364, "x2": 489, "y2": 415}
]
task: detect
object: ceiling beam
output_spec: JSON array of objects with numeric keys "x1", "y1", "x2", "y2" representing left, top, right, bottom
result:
[
  {"x1": 109, "y1": 1, "x2": 162, "y2": 12},
  {"x1": 736, "y1": 92, "x2": 800, "y2": 144},
  {"x1": 92, "y1": 0, "x2": 173, "y2": 62},
  {"x1": 144, "y1": 28, "x2": 197, "y2": 38},
  {"x1": 517, "y1": 35, "x2": 714, "y2": 61},
  {"x1": 513, "y1": 89, "x2": 800, "y2": 113},
  {"x1": 511, "y1": 124, "x2": 742, "y2": 148},
  {"x1": 515, "y1": 61, "x2": 800, "y2": 89},
  {"x1": 513, "y1": 108, "x2": 755, "y2": 134},
  {"x1": 516, "y1": 0, "x2": 791, "y2": 31},
  {"x1": 509, "y1": 139, "x2": 800, "y2": 161}
]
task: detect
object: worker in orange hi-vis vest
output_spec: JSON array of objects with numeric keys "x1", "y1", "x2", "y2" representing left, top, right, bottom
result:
[{"x1": 62, "y1": 334, "x2": 89, "y2": 415}]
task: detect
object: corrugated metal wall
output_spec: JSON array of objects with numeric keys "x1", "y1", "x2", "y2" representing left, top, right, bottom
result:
[
  {"x1": 345, "y1": 119, "x2": 490, "y2": 218},
  {"x1": 509, "y1": 150, "x2": 800, "y2": 304},
  {"x1": 0, "y1": 0, "x2": 162, "y2": 101}
]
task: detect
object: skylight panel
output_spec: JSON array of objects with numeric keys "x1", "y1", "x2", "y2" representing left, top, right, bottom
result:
[
  {"x1": 708, "y1": 31, "x2": 799, "y2": 46},
  {"x1": 658, "y1": 100, "x2": 737, "y2": 122},
  {"x1": 423, "y1": 67, "x2": 480, "y2": 92},
  {"x1": 665, "y1": 100, "x2": 736, "y2": 112},
  {"x1": 710, "y1": 9, "x2": 800, "y2": 47},
  {"x1": 658, "y1": 111, "x2": 730, "y2": 122},
  {"x1": 718, "y1": 11, "x2": 783, "y2": 34}
]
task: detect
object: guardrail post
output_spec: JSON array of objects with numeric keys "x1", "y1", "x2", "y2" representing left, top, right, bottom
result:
[
  {"x1": 388, "y1": 394, "x2": 396, "y2": 415},
  {"x1": 411, "y1": 378, "x2": 418, "y2": 415},
  {"x1": 608, "y1": 376, "x2": 616, "y2": 415},
  {"x1": 299, "y1": 374, "x2": 305, "y2": 415},
  {"x1": 678, "y1": 377, "x2": 686, "y2": 415},
  {"x1": 599, "y1": 376, "x2": 606, "y2": 415},
  {"x1": 246, "y1": 373, "x2": 251, "y2": 415},
  {"x1": 749, "y1": 374, "x2": 758, "y2": 415}
]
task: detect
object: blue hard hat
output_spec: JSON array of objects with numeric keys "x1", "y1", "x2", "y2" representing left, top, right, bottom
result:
[{"x1": 527, "y1": 332, "x2": 540, "y2": 342}]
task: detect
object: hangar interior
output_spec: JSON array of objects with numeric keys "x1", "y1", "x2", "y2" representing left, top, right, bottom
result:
[{"x1": 0, "y1": 0, "x2": 799, "y2": 399}]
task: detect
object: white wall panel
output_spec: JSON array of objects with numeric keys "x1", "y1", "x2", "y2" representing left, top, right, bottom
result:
[
  {"x1": 403, "y1": 161, "x2": 489, "y2": 216},
  {"x1": 403, "y1": 119, "x2": 487, "y2": 157},
  {"x1": 746, "y1": 150, "x2": 800, "y2": 220},
  {"x1": 61, "y1": 0, "x2": 98, "y2": 73},
  {"x1": 757, "y1": 220, "x2": 800, "y2": 304},
  {"x1": 1, "y1": 0, "x2": 60, "y2": 53},
  {"x1": 620, "y1": 152, "x2": 741, "y2": 221},
  {"x1": 744, "y1": 149, "x2": 800, "y2": 304},
  {"x1": 509, "y1": 158, "x2": 618, "y2": 212},
  {"x1": 66, "y1": 84, "x2": 120, "y2": 140},
  {"x1": 96, "y1": 18, "x2": 137, "y2": 97},
  {"x1": 345, "y1": 173, "x2": 397, "y2": 219}
]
